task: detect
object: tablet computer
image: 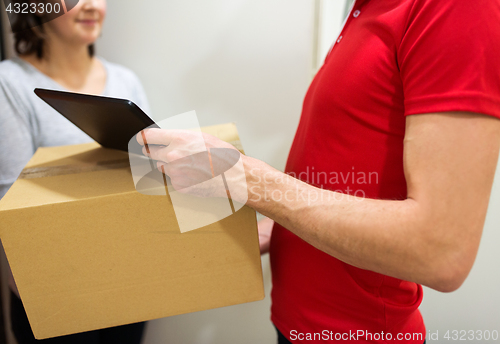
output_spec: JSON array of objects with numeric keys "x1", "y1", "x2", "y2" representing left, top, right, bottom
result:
[{"x1": 34, "y1": 88, "x2": 158, "y2": 152}]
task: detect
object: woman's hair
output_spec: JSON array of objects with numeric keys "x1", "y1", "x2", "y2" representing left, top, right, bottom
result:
[{"x1": 11, "y1": 4, "x2": 95, "y2": 59}]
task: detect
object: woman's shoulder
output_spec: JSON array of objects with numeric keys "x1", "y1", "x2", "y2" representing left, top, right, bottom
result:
[
  {"x1": 0, "y1": 58, "x2": 31, "y2": 82},
  {"x1": 0, "y1": 58, "x2": 46, "y2": 105},
  {"x1": 98, "y1": 57, "x2": 150, "y2": 113},
  {"x1": 0, "y1": 57, "x2": 53, "y2": 95}
]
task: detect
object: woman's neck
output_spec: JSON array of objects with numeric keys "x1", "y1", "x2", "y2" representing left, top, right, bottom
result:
[{"x1": 21, "y1": 39, "x2": 106, "y2": 94}]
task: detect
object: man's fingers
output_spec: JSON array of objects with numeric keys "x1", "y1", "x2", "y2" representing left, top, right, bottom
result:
[
  {"x1": 157, "y1": 161, "x2": 168, "y2": 174},
  {"x1": 142, "y1": 144, "x2": 170, "y2": 162},
  {"x1": 136, "y1": 128, "x2": 177, "y2": 146}
]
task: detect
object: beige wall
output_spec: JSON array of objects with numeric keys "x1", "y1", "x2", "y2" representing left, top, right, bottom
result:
[
  {"x1": 0, "y1": 1, "x2": 14, "y2": 58},
  {"x1": 1, "y1": 2, "x2": 14, "y2": 59}
]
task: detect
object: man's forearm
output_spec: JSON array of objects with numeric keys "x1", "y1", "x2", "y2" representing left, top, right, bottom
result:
[
  {"x1": 243, "y1": 156, "x2": 474, "y2": 292},
  {"x1": 137, "y1": 113, "x2": 499, "y2": 292}
]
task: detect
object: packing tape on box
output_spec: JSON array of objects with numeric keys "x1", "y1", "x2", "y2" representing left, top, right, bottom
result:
[
  {"x1": 19, "y1": 140, "x2": 244, "y2": 180},
  {"x1": 19, "y1": 159, "x2": 131, "y2": 179}
]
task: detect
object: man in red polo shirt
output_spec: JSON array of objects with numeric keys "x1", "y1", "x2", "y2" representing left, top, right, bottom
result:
[{"x1": 137, "y1": 0, "x2": 500, "y2": 343}]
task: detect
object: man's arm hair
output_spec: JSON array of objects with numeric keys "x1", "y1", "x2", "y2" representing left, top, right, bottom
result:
[{"x1": 245, "y1": 112, "x2": 500, "y2": 292}]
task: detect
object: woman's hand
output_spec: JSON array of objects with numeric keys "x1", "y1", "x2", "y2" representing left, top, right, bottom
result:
[{"x1": 258, "y1": 217, "x2": 274, "y2": 255}]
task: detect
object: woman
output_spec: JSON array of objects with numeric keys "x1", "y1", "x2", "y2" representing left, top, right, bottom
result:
[{"x1": 0, "y1": 0, "x2": 149, "y2": 342}]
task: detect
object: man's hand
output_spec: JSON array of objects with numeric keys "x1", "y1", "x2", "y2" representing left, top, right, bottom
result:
[{"x1": 137, "y1": 129, "x2": 247, "y2": 201}]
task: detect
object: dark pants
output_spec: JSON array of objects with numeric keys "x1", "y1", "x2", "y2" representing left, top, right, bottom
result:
[
  {"x1": 277, "y1": 327, "x2": 291, "y2": 344},
  {"x1": 276, "y1": 327, "x2": 426, "y2": 344},
  {"x1": 10, "y1": 291, "x2": 145, "y2": 344}
]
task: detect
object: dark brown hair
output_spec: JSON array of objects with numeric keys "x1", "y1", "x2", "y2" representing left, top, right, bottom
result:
[{"x1": 12, "y1": 3, "x2": 95, "y2": 59}]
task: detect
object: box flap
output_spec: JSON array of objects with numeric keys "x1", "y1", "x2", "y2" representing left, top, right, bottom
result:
[
  {"x1": 0, "y1": 123, "x2": 244, "y2": 212},
  {"x1": 0, "y1": 143, "x2": 135, "y2": 212},
  {"x1": 0, "y1": 122, "x2": 264, "y2": 339}
]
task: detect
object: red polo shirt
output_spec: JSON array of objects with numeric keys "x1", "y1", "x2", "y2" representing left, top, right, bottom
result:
[{"x1": 270, "y1": 0, "x2": 500, "y2": 343}]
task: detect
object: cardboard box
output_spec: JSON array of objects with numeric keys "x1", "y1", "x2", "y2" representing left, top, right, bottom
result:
[{"x1": 0, "y1": 123, "x2": 264, "y2": 339}]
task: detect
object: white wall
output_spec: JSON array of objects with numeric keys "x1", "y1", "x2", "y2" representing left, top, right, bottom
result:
[
  {"x1": 96, "y1": 1, "x2": 314, "y2": 343},
  {"x1": 312, "y1": 0, "x2": 349, "y2": 73},
  {"x1": 98, "y1": 0, "x2": 313, "y2": 170}
]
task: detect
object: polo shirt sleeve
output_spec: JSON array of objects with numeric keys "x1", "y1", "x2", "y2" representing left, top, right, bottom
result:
[{"x1": 398, "y1": 0, "x2": 500, "y2": 118}]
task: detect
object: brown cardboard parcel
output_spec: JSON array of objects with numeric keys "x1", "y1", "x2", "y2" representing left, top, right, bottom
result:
[{"x1": 0, "y1": 123, "x2": 264, "y2": 339}]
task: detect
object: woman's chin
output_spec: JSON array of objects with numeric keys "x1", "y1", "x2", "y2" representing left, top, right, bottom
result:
[
  {"x1": 76, "y1": 24, "x2": 101, "y2": 36},
  {"x1": 75, "y1": 32, "x2": 101, "y2": 46}
]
